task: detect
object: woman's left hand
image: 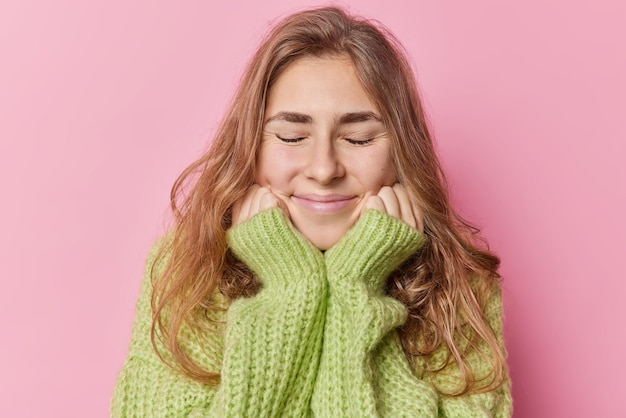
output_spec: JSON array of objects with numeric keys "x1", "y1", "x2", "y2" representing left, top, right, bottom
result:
[{"x1": 361, "y1": 184, "x2": 424, "y2": 232}]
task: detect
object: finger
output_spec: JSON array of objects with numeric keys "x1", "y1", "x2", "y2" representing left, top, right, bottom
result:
[
  {"x1": 274, "y1": 196, "x2": 291, "y2": 219},
  {"x1": 377, "y1": 186, "x2": 401, "y2": 219},
  {"x1": 267, "y1": 187, "x2": 291, "y2": 219},
  {"x1": 392, "y1": 184, "x2": 417, "y2": 230},
  {"x1": 362, "y1": 195, "x2": 386, "y2": 214},
  {"x1": 249, "y1": 186, "x2": 270, "y2": 218},
  {"x1": 258, "y1": 190, "x2": 280, "y2": 212},
  {"x1": 233, "y1": 184, "x2": 259, "y2": 225}
]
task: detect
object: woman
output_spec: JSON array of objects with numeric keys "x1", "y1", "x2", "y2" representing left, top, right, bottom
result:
[{"x1": 112, "y1": 6, "x2": 512, "y2": 417}]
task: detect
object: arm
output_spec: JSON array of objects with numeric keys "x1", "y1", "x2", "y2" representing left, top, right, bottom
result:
[
  {"x1": 311, "y1": 209, "x2": 438, "y2": 417},
  {"x1": 112, "y1": 209, "x2": 327, "y2": 417}
]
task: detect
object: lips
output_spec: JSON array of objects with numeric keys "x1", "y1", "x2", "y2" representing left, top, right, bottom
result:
[{"x1": 292, "y1": 194, "x2": 356, "y2": 214}]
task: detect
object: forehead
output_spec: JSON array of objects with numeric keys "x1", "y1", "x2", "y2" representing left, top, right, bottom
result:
[{"x1": 265, "y1": 55, "x2": 379, "y2": 116}]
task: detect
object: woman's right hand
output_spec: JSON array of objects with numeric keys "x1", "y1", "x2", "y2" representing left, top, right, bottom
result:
[{"x1": 232, "y1": 184, "x2": 290, "y2": 226}]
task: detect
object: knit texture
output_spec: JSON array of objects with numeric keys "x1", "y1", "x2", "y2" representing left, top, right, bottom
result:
[
  {"x1": 311, "y1": 209, "x2": 437, "y2": 417},
  {"x1": 111, "y1": 208, "x2": 512, "y2": 417}
]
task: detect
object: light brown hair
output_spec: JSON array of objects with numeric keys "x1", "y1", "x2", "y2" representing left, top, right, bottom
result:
[{"x1": 151, "y1": 6, "x2": 507, "y2": 395}]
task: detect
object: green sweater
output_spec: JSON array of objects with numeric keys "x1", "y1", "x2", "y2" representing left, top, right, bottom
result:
[{"x1": 112, "y1": 209, "x2": 512, "y2": 417}]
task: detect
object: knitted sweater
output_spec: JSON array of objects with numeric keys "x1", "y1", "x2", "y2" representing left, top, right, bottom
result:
[{"x1": 111, "y1": 209, "x2": 512, "y2": 417}]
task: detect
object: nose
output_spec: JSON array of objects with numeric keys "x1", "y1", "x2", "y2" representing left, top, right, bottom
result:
[{"x1": 303, "y1": 138, "x2": 345, "y2": 184}]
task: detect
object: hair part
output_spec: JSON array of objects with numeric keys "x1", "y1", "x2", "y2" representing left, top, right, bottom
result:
[{"x1": 151, "y1": 6, "x2": 508, "y2": 396}]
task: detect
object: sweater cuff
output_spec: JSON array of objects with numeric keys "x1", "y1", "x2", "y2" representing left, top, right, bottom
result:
[
  {"x1": 226, "y1": 208, "x2": 324, "y2": 287},
  {"x1": 325, "y1": 209, "x2": 426, "y2": 291}
]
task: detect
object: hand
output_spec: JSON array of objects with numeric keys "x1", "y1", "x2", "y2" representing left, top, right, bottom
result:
[
  {"x1": 232, "y1": 184, "x2": 290, "y2": 226},
  {"x1": 361, "y1": 184, "x2": 424, "y2": 232}
]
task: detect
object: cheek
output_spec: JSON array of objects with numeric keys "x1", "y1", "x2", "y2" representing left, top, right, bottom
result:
[
  {"x1": 379, "y1": 156, "x2": 397, "y2": 184},
  {"x1": 255, "y1": 146, "x2": 299, "y2": 187},
  {"x1": 356, "y1": 150, "x2": 397, "y2": 187}
]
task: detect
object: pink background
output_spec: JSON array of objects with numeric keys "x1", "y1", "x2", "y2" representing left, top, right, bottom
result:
[{"x1": 1, "y1": 1, "x2": 624, "y2": 417}]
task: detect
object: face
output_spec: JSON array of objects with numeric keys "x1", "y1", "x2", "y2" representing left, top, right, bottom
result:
[{"x1": 255, "y1": 56, "x2": 396, "y2": 249}]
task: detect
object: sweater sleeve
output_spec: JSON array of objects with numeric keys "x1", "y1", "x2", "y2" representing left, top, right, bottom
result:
[
  {"x1": 111, "y1": 236, "x2": 223, "y2": 418},
  {"x1": 111, "y1": 208, "x2": 327, "y2": 417},
  {"x1": 214, "y1": 208, "x2": 327, "y2": 416},
  {"x1": 310, "y1": 209, "x2": 439, "y2": 417}
]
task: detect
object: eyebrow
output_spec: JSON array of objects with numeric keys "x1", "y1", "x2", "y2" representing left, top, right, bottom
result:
[
  {"x1": 265, "y1": 111, "x2": 382, "y2": 124},
  {"x1": 338, "y1": 111, "x2": 382, "y2": 124},
  {"x1": 265, "y1": 112, "x2": 312, "y2": 124}
]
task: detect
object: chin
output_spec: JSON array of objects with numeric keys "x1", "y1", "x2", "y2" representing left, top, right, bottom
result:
[
  {"x1": 291, "y1": 216, "x2": 354, "y2": 251},
  {"x1": 300, "y1": 228, "x2": 348, "y2": 251}
]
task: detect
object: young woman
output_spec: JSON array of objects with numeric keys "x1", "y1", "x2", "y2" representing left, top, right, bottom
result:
[{"x1": 112, "y1": 6, "x2": 512, "y2": 417}]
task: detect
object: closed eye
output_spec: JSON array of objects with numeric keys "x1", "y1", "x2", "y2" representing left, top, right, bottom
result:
[
  {"x1": 345, "y1": 137, "x2": 374, "y2": 145},
  {"x1": 276, "y1": 134, "x2": 306, "y2": 143}
]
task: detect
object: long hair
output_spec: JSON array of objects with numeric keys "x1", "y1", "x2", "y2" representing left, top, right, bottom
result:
[{"x1": 151, "y1": 6, "x2": 507, "y2": 395}]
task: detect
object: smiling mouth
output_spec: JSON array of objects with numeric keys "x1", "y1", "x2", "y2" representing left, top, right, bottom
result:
[{"x1": 292, "y1": 194, "x2": 356, "y2": 214}]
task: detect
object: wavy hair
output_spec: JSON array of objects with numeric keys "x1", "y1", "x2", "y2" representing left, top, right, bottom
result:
[{"x1": 151, "y1": 6, "x2": 507, "y2": 396}]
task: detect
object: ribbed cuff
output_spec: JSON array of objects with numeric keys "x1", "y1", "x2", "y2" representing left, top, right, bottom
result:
[
  {"x1": 226, "y1": 208, "x2": 324, "y2": 288},
  {"x1": 325, "y1": 209, "x2": 426, "y2": 292}
]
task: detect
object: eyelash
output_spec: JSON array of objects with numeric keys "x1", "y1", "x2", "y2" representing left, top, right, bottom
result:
[
  {"x1": 276, "y1": 135, "x2": 306, "y2": 143},
  {"x1": 345, "y1": 138, "x2": 373, "y2": 145},
  {"x1": 276, "y1": 135, "x2": 373, "y2": 145}
]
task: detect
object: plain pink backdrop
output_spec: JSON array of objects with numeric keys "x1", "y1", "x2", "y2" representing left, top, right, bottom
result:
[{"x1": 1, "y1": 1, "x2": 624, "y2": 417}]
